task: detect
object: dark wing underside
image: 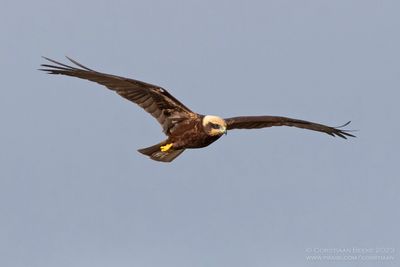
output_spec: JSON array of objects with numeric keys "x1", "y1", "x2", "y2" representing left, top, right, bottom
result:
[
  {"x1": 40, "y1": 57, "x2": 196, "y2": 135},
  {"x1": 225, "y1": 116, "x2": 355, "y2": 139}
]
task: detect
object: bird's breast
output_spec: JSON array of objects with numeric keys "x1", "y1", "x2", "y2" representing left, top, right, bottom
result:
[{"x1": 169, "y1": 119, "x2": 221, "y2": 149}]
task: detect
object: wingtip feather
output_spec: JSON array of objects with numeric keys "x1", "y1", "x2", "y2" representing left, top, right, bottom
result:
[{"x1": 65, "y1": 56, "x2": 94, "y2": 71}]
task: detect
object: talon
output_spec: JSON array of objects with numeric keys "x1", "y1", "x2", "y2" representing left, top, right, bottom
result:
[{"x1": 160, "y1": 143, "x2": 173, "y2": 152}]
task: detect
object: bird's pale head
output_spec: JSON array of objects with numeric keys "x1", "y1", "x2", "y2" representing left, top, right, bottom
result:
[{"x1": 203, "y1": 115, "x2": 227, "y2": 136}]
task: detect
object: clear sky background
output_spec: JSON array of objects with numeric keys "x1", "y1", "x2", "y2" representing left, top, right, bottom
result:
[{"x1": 1, "y1": 1, "x2": 399, "y2": 266}]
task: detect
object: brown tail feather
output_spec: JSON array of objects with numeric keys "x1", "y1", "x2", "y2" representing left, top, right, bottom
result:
[{"x1": 138, "y1": 141, "x2": 185, "y2": 163}]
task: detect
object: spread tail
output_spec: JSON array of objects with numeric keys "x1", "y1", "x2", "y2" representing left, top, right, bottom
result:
[{"x1": 138, "y1": 141, "x2": 185, "y2": 163}]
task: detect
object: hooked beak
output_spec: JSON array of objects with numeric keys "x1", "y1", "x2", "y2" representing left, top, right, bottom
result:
[{"x1": 222, "y1": 126, "x2": 227, "y2": 135}]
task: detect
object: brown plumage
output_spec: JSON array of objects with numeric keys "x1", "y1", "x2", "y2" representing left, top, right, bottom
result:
[{"x1": 40, "y1": 57, "x2": 355, "y2": 162}]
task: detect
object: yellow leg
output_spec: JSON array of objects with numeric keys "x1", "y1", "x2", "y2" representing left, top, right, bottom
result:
[{"x1": 160, "y1": 143, "x2": 173, "y2": 152}]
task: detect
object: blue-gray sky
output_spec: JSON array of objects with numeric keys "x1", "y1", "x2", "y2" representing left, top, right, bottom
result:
[{"x1": 1, "y1": 1, "x2": 399, "y2": 266}]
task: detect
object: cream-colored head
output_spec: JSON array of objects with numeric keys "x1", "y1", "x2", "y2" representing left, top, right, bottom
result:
[{"x1": 202, "y1": 115, "x2": 227, "y2": 136}]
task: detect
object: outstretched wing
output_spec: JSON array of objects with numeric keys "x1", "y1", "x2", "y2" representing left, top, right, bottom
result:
[
  {"x1": 225, "y1": 116, "x2": 355, "y2": 139},
  {"x1": 40, "y1": 57, "x2": 196, "y2": 135}
]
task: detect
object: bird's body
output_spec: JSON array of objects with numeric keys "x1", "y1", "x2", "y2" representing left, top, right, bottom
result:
[
  {"x1": 40, "y1": 57, "x2": 355, "y2": 162},
  {"x1": 164, "y1": 116, "x2": 222, "y2": 149}
]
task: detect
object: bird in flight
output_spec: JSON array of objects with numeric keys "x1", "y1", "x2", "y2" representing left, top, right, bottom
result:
[{"x1": 40, "y1": 57, "x2": 355, "y2": 162}]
